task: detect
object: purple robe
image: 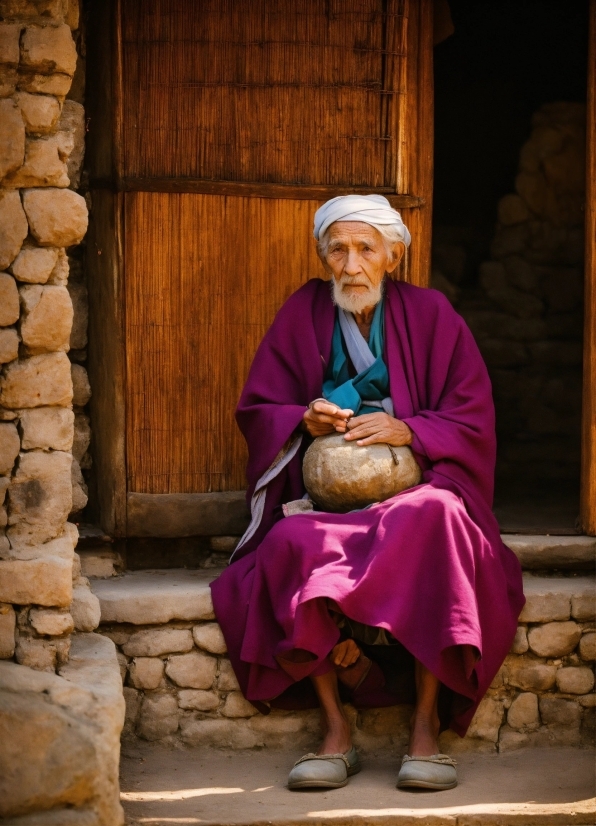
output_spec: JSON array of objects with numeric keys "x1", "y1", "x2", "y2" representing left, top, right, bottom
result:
[{"x1": 211, "y1": 278, "x2": 525, "y2": 736}]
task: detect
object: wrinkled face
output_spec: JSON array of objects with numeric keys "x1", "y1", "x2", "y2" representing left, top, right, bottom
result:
[{"x1": 319, "y1": 221, "x2": 403, "y2": 314}]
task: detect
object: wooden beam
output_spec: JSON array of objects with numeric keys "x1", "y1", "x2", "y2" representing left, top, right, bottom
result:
[
  {"x1": 89, "y1": 177, "x2": 425, "y2": 207},
  {"x1": 85, "y1": 0, "x2": 128, "y2": 536},
  {"x1": 580, "y1": 0, "x2": 596, "y2": 535},
  {"x1": 127, "y1": 492, "x2": 250, "y2": 538}
]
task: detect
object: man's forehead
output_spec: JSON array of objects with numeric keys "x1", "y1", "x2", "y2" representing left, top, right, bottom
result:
[{"x1": 327, "y1": 221, "x2": 383, "y2": 243}]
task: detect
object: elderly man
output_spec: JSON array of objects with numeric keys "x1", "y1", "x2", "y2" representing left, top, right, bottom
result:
[{"x1": 211, "y1": 195, "x2": 524, "y2": 791}]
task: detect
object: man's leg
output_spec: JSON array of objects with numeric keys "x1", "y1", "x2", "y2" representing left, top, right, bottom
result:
[
  {"x1": 409, "y1": 659, "x2": 441, "y2": 756},
  {"x1": 310, "y1": 668, "x2": 352, "y2": 755}
]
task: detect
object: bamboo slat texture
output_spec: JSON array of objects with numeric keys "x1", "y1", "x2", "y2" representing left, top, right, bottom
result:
[
  {"x1": 125, "y1": 192, "x2": 326, "y2": 493},
  {"x1": 121, "y1": 0, "x2": 406, "y2": 187},
  {"x1": 121, "y1": 0, "x2": 434, "y2": 496}
]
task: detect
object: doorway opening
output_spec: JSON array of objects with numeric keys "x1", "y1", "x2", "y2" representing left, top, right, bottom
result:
[{"x1": 432, "y1": 0, "x2": 589, "y2": 533}]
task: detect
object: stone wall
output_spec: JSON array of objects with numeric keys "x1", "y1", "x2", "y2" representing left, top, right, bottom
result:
[
  {"x1": 432, "y1": 102, "x2": 585, "y2": 484},
  {"x1": 97, "y1": 573, "x2": 595, "y2": 753},
  {"x1": 0, "y1": 0, "x2": 98, "y2": 671}
]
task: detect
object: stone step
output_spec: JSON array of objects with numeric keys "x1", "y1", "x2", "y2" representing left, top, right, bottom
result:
[
  {"x1": 91, "y1": 568, "x2": 595, "y2": 754},
  {"x1": 501, "y1": 534, "x2": 595, "y2": 571},
  {"x1": 120, "y1": 742, "x2": 596, "y2": 826}
]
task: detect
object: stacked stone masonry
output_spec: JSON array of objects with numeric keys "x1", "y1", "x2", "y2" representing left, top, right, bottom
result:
[
  {"x1": 432, "y1": 102, "x2": 586, "y2": 482},
  {"x1": 0, "y1": 4, "x2": 121, "y2": 823},
  {"x1": 0, "y1": 0, "x2": 96, "y2": 676},
  {"x1": 92, "y1": 562, "x2": 596, "y2": 754}
]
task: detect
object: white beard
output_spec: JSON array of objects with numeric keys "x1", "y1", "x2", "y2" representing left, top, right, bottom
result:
[{"x1": 331, "y1": 275, "x2": 384, "y2": 315}]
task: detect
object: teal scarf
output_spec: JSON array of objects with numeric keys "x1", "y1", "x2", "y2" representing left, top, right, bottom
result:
[{"x1": 323, "y1": 299, "x2": 391, "y2": 415}]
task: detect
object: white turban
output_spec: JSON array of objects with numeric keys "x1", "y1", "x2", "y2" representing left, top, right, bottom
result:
[{"x1": 313, "y1": 194, "x2": 411, "y2": 247}]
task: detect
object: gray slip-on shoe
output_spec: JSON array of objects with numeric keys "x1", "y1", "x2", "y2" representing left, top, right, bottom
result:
[
  {"x1": 287, "y1": 746, "x2": 361, "y2": 790},
  {"x1": 396, "y1": 754, "x2": 457, "y2": 791}
]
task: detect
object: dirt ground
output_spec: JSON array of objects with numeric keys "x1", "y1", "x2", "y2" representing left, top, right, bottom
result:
[{"x1": 120, "y1": 743, "x2": 595, "y2": 825}]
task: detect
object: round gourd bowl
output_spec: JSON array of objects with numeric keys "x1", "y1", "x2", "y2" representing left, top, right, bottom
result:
[{"x1": 303, "y1": 432, "x2": 422, "y2": 513}]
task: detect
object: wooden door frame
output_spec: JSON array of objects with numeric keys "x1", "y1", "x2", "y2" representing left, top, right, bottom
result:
[{"x1": 86, "y1": 0, "x2": 595, "y2": 538}]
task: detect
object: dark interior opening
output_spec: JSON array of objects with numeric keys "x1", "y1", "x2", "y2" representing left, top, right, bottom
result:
[{"x1": 433, "y1": 0, "x2": 589, "y2": 533}]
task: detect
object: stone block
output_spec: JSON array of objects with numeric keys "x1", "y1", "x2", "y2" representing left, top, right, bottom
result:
[
  {"x1": 21, "y1": 24, "x2": 77, "y2": 76},
  {"x1": 192, "y1": 623, "x2": 227, "y2": 654},
  {"x1": 20, "y1": 284, "x2": 73, "y2": 354},
  {"x1": 7, "y1": 449, "x2": 72, "y2": 546},
  {"x1": 122, "y1": 628, "x2": 193, "y2": 658},
  {"x1": 71, "y1": 363, "x2": 90, "y2": 406},
  {"x1": 498, "y1": 194, "x2": 529, "y2": 226},
  {"x1": 22, "y1": 188, "x2": 88, "y2": 248},
  {"x1": 539, "y1": 696, "x2": 581, "y2": 727},
  {"x1": 519, "y1": 581, "x2": 571, "y2": 623},
  {"x1": 29, "y1": 608, "x2": 73, "y2": 636},
  {"x1": 527, "y1": 621, "x2": 582, "y2": 658},
  {"x1": 68, "y1": 280, "x2": 87, "y2": 350},
  {"x1": 128, "y1": 657, "x2": 164, "y2": 690},
  {"x1": 0, "y1": 422, "x2": 19, "y2": 474},
  {"x1": 11, "y1": 245, "x2": 59, "y2": 284},
  {"x1": 0, "y1": 273, "x2": 19, "y2": 327},
  {"x1": 122, "y1": 686, "x2": 141, "y2": 736},
  {"x1": 15, "y1": 92, "x2": 61, "y2": 134},
  {"x1": 70, "y1": 456, "x2": 88, "y2": 513},
  {"x1": 505, "y1": 660, "x2": 557, "y2": 692},
  {"x1": 579, "y1": 632, "x2": 596, "y2": 662},
  {"x1": 0, "y1": 352, "x2": 72, "y2": 408},
  {"x1": 72, "y1": 411, "x2": 90, "y2": 460},
  {"x1": 59, "y1": 100, "x2": 84, "y2": 189},
  {"x1": 177, "y1": 689, "x2": 220, "y2": 711},
  {"x1": 528, "y1": 340, "x2": 583, "y2": 367},
  {"x1": 165, "y1": 650, "x2": 217, "y2": 689},
  {"x1": 503, "y1": 255, "x2": 538, "y2": 292},
  {"x1": 71, "y1": 583, "x2": 100, "y2": 632},
  {"x1": 0, "y1": 192, "x2": 29, "y2": 271},
  {"x1": 5, "y1": 135, "x2": 70, "y2": 188},
  {"x1": 48, "y1": 246, "x2": 68, "y2": 285},
  {"x1": 0, "y1": 328, "x2": 18, "y2": 363},
  {"x1": 15, "y1": 633, "x2": 69, "y2": 670},
  {"x1": 556, "y1": 666, "x2": 595, "y2": 695},
  {"x1": 0, "y1": 690, "x2": 97, "y2": 817},
  {"x1": 180, "y1": 716, "x2": 262, "y2": 749},
  {"x1": 0, "y1": 23, "x2": 21, "y2": 65},
  {"x1": 221, "y1": 690, "x2": 258, "y2": 718},
  {"x1": 217, "y1": 658, "x2": 240, "y2": 691},
  {"x1": 18, "y1": 72, "x2": 73, "y2": 97},
  {"x1": 507, "y1": 692, "x2": 539, "y2": 731},
  {"x1": 572, "y1": 588, "x2": 596, "y2": 621},
  {"x1": 479, "y1": 260, "x2": 543, "y2": 318},
  {"x1": 0, "y1": 603, "x2": 15, "y2": 658},
  {"x1": 19, "y1": 406, "x2": 73, "y2": 450},
  {"x1": 91, "y1": 570, "x2": 217, "y2": 625},
  {"x1": 0, "y1": 65, "x2": 18, "y2": 97},
  {"x1": 466, "y1": 695, "x2": 504, "y2": 742},
  {"x1": 511, "y1": 626, "x2": 528, "y2": 654},
  {"x1": 0, "y1": 555, "x2": 72, "y2": 606},
  {"x1": 0, "y1": 98, "x2": 25, "y2": 179},
  {"x1": 0, "y1": 529, "x2": 75, "y2": 563},
  {"x1": 138, "y1": 693, "x2": 178, "y2": 741}
]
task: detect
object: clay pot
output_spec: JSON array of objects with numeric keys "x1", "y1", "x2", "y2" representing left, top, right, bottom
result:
[{"x1": 303, "y1": 432, "x2": 422, "y2": 513}]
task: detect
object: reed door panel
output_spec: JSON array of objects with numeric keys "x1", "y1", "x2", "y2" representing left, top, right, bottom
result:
[
  {"x1": 118, "y1": 0, "x2": 434, "y2": 499},
  {"x1": 125, "y1": 193, "x2": 322, "y2": 493}
]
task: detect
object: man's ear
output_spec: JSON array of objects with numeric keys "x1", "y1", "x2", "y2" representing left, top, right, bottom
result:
[{"x1": 385, "y1": 241, "x2": 405, "y2": 275}]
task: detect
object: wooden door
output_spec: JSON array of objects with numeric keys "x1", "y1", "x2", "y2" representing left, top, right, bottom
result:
[{"x1": 88, "y1": 0, "x2": 434, "y2": 536}]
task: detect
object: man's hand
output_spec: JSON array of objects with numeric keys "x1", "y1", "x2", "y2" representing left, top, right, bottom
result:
[
  {"x1": 344, "y1": 412, "x2": 413, "y2": 447},
  {"x1": 330, "y1": 638, "x2": 361, "y2": 668},
  {"x1": 302, "y1": 400, "x2": 353, "y2": 437}
]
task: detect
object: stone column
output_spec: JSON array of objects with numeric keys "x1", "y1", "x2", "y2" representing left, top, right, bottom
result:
[{"x1": 0, "y1": 0, "x2": 97, "y2": 670}]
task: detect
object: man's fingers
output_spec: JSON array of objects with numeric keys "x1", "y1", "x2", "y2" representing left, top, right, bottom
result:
[{"x1": 312, "y1": 402, "x2": 353, "y2": 420}]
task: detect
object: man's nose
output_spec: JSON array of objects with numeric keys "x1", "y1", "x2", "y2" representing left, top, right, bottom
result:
[{"x1": 344, "y1": 249, "x2": 361, "y2": 275}]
